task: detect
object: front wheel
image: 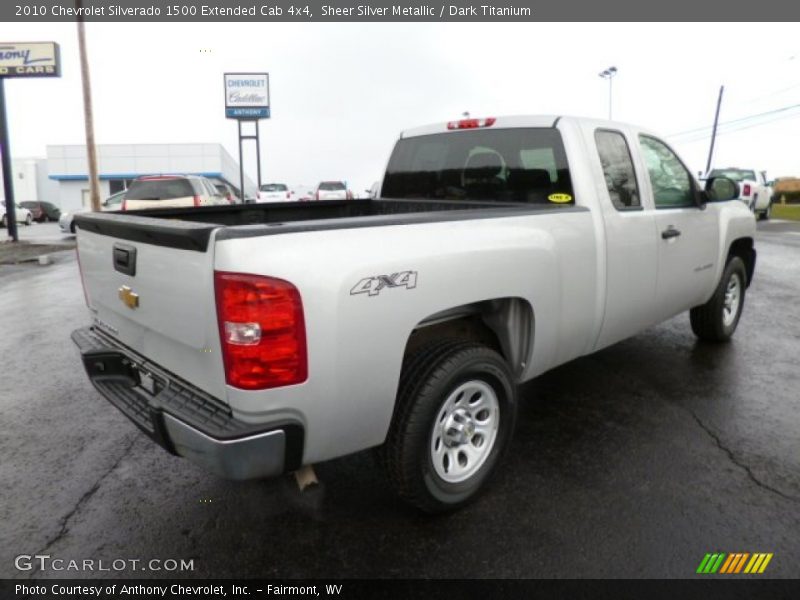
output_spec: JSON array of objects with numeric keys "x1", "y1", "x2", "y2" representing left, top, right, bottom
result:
[
  {"x1": 379, "y1": 340, "x2": 517, "y2": 513},
  {"x1": 690, "y1": 256, "x2": 747, "y2": 342},
  {"x1": 759, "y1": 203, "x2": 771, "y2": 221}
]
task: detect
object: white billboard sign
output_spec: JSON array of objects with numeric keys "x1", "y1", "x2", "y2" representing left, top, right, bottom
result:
[
  {"x1": 224, "y1": 73, "x2": 270, "y2": 119},
  {"x1": 0, "y1": 42, "x2": 60, "y2": 78}
]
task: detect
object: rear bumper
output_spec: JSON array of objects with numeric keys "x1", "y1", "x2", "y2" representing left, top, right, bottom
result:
[{"x1": 71, "y1": 326, "x2": 303, "y2": 480}]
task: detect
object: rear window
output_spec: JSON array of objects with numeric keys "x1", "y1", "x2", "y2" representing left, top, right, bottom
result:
[
  {"x1": 126, "y1": 178, "x2": 194, "y2": 200},
  {"x1": 382, "y1": 128, "x2": 574, "y2": 204},
  {"x1": 708, "y1": 169, "x2": 756, "y2": 182},
  {"x1": 260, "y1": 184, "x2": 287, "y2": 192},
  {"x1": 319, "y1": 182, "x2": 346, "y2": 191}
]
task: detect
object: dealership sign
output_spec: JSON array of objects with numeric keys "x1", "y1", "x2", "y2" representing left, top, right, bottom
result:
[
  {"x1": 0, "y1": 42, "x2": 60, "y2": 78},
  {"x1": 224, "y1": 73, "x2": 270, "y2": 119}
]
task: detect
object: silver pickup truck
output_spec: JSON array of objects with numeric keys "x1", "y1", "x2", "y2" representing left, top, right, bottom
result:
[{"x1": 72, "y1": 115, "x2": 756, "y2": 512}]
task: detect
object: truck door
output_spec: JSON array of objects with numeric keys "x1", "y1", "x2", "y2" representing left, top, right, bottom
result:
[
  {"x1": 637, "y1": 135, "x2": 720, "y2": 320},
  {"x1": 592, "y1": 128, "x2": 660, "y2": 349}
]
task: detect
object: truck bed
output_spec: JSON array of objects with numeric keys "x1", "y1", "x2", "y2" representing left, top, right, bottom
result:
[{"x1": 74, "y1": 198, "x2": 585, "y2": 251}]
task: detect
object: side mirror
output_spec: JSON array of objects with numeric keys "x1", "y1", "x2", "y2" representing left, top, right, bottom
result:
[{"x1": 705, "y1": 176, "x2": 740, "y2": 202}]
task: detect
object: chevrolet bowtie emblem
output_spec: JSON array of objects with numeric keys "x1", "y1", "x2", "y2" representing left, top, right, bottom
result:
[{"x1": 118, "y1": 285, "x2": 139, "y2": 309}]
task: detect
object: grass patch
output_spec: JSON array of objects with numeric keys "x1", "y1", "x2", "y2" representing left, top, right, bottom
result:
[{"x1": 771, "y1": 204, "x2": 800, "y2": 221}]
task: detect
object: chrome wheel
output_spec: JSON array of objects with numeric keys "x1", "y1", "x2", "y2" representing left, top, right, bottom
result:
[
  {"x1": 430, "y1": 380, "x2": 499, "y2": 484},
  {"x1": 722, "y1": 273, "x2": 742, "y2": 328}
]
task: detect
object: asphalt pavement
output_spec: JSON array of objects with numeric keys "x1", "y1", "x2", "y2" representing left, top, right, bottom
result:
[{"x1": 1, "y1": 220, "x2": 798, "y2": 579}]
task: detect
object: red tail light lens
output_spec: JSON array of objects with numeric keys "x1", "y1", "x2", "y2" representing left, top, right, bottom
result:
[
  {"x1": 742, "y1": 184, "x2": 751, "y2": 196},
  {"x1": 315, "y1": 190, "x2": 320, "y2": 200},
  {"x1": 193, "y1": 195, "x2": 202, "y2": 207},
  {"x1": 121, "y1": 199, "x2": 127, "y2": 211},
  {"x1": 214, "y1": 272, "x2": 307, "y2": 390},
  {"x1": 447, "y1": 117, "x2": 496, "y2": 130},
  {"x1": 286, "y1": 191, "x2": 290, "y2": 199}
]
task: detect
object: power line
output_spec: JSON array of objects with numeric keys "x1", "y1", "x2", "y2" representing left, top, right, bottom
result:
[
  {"x1": 673, "y1": 107, "x2": 800, "y2": 144},
  {"x1": 668, "y1": 101, "x2": 800, "y2": 139}
]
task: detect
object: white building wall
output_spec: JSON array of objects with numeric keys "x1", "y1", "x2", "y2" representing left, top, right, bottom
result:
[{"x1": 45, "y1": 143, "x2": 253, "y2": 208}]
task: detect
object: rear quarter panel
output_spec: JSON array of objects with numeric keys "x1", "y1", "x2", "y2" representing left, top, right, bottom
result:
[{"x1": 214, "y1": 211, "x2": 597, "y2": 463}]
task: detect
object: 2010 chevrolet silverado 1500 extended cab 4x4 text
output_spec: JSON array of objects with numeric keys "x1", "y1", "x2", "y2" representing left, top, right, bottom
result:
[{"x1": 71, "y1": 115, "x2": 756, "y2": 512}]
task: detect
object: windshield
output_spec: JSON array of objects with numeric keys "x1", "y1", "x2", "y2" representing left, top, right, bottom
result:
[
  {"x1": 126, "y1": 178, "x2": 194, "y2": 200},
  {"x1": 319, "y1": 182, "x2": 346, "y2": 191},
  {"x1": 260, "y1": 184, "x2": 287, "y2": 192},
  {"x1": 382, "y1": 127, "x2": 574, "y2": 204},
  {"x1": 708, "y1": 169, "x2": 756, "y2": 182}
]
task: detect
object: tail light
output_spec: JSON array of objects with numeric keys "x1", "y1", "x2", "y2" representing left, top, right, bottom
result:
[
  {"x1": 214, "y1": 272, "x2": 307, "y2": 390},
  {"x1": 193, "y1": 195, "x2": 202, "y2": 207},
  {"x1": 742, "y1": 184, "x2": 751, "y2": 196},
  {"x1": 447, "y1": 117, "x2": 496, "y2": 130},
  {"x1": 315, "y1": 190, "x2": 320, "y2": 200},
  {"x1": 346, "y1": 190, "x2": 353, "y2": 200},
  {"x1": 286, "y1": 192, "x2": 290, "y2": 199},
  {"x1": 121, "y1": 199, "x2": 127, "y2": 211}
]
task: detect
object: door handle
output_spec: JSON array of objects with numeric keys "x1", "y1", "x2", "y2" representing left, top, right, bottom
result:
[{"x1": 661, "y1": 227, "x2": 681, "y2": 240}]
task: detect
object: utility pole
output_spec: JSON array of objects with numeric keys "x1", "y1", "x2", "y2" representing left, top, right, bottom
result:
[
  {"x1": 76, "y1": 1, "x2": 101, "y2": 212},
  {"x1": 705, "y1": 85, "x2": 725, "y2": 176}
]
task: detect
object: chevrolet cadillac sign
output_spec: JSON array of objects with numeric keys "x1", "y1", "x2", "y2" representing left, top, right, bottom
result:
[
  {"x1": 0, "y1": 42, "x2": 60, "y2": 78},
  {"x1": 224, "y1": 73, "x2": 270, "y2": 119}
]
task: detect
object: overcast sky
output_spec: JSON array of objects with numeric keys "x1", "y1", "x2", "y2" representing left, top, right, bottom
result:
[{"x1": 2, "y1": 22, "x2": 799, "y2": 193}]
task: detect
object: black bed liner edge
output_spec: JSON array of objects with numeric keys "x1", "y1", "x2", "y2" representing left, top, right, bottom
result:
[{"x1": 73, "y1": 199, "x2": 589, "y2": 251}]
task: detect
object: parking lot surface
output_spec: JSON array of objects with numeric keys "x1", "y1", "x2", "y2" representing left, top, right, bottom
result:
[{"x1": 1, "y1": 220, "x2": 798, "y2": 579}]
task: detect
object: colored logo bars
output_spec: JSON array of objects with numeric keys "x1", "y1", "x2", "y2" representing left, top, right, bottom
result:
[{"x1": 696, "y1": 552, "x2": 773, "y2": 574}]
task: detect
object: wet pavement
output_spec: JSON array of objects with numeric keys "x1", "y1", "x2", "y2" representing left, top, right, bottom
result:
[{"x1": 1, "y1": 220, "x2": 798, "y2": 579}]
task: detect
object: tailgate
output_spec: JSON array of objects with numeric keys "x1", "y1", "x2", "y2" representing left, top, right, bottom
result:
[{"x1": 75, "y1": 214, "x2": 228, "y2": 402}]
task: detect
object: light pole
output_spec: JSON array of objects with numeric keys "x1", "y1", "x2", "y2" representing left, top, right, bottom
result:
[{"x1": 598, "y1": 66, "x2": 618, "y2": 120}]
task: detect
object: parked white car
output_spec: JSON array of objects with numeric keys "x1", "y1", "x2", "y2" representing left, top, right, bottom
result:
[
  {"x1": 706, "y1": 168, "x2": 773, "y2": 220},
  {"x1": 59, "y1": 190, "x2": 127, "y2": 234},
  {"x1": 314, "y1": 181, "x2": 352, "y2": 200},
  {"x1": 256, "y1": 183, "x2": 292, "y2": 203},
  {"x1": 1, "y1": 203, "x2": 33, "y2": 227},
  {"x1": 72, "y1": 115, "x2": 755, "y2": 513}
]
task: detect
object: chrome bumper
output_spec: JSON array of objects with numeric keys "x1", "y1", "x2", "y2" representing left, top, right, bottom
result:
[{"x1": 71, "y1": 326, "x2": 303, "y2": 480}]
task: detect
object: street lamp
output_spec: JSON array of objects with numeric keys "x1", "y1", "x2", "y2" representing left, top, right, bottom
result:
[{"x1": 598, "y1": 66, "x2": 618, "y2": 120}]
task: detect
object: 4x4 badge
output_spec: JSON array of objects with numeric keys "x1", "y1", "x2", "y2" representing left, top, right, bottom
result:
[
  {"x1": 118, "y1": 285, "x2": 140, "y2": 309},
  {"x1": 350, "y1": 271, "x2": 418, "y2": 297}
]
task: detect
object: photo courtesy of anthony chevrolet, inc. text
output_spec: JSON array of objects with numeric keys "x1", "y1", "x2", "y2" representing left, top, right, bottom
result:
[{"x1": 1, "y1": 1, "x2": 799, "y2": 599}]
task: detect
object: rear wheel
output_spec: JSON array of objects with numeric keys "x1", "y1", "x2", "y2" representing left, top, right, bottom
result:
[
  {"x1": 380, "y1": 340, "x2": 517, "y2": 513},
  {"x1": 690, "y1": 256, "x2": 747, "y2": 342}
]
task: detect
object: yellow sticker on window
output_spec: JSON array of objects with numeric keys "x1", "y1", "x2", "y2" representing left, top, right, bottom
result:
[{"x1": 548, "y1": 193, "x2": 573, "y2": 203}]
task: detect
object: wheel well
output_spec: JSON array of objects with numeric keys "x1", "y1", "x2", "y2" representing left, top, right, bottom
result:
[
  {"x1": 405, "y1": 298, "x2": 534, "y2": 379},
  {"x1": 728, "y1": 237, "x2": 755, "y2": 287}
]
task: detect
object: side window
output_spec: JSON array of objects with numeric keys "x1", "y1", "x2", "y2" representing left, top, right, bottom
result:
[
  {"x1": 595, "y1": 130, "x2": 640, "y2": 210},
  {"x1": 639, "y1": 135, "x2": 694, "y2": 208}
]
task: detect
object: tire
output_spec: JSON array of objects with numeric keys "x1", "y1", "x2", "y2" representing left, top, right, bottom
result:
[
  {"x1": 379, "y1": 340, "x2": 517, "y2": 513},
  {"x1": 760, "y1": 203, "x2": 771, "y2": 221},
  {"x1": 25, "y1": 214, "x2": 32, "y2": 226},
  {"x1": 690, "y1": 256, "x2": 747, "y2": 342}
]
